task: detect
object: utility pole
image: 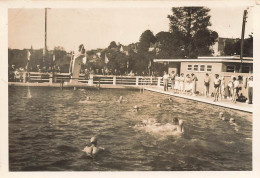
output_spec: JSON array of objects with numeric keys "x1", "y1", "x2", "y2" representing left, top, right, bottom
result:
[
  {"x1": 43, "y1": 8, "x2": 47, "y2": 69},
  {"x1": 239, "y1": 9, "x2": 248, "y2": 73}
]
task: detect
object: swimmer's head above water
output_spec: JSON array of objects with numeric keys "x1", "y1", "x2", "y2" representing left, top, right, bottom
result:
[
  {"x1": 173, "y1": 117, "x2": 179, "y2": 125},
  {"x1": 157, "y1": 103, "x2": 162, "y2": 108},
  {"x1": 222, "y1": 117, "x2": 228, "y2": 121},
  {"x1": 90, "y1": 136, "x2": 97, "y2": 146},
  {"x1": 134, "y1": 105, "x2": 139, "y2": 111},
  {"x1": 177, "y1": 119, "x2": 184, "y2": 133},
  {"x1": 219, "y1": 112, "x2": 224, "y2": 119},
  {"x1": 82, "y1": 136, "x2": 105, "y2": 156},
  {"x1": 178, "y1": 119, "x2": 184, "y2": 126},
  {"x1": 229, "y1": 118, "x2": 235, "y2": 123}
]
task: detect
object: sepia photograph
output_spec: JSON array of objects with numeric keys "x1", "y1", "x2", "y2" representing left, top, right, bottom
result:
[{"x1": 4, "y1": 0, "x2": 256, "y2": 173}]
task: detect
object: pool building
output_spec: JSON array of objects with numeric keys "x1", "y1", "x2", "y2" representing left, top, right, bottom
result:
[{"x1": 154, "y1": 56, "x2": 253, "y2": 95}]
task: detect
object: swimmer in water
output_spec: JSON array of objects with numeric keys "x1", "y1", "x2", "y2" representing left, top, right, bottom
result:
[
  {"x1": 229, "y1": 118, "x2": 239, "y2": 132},
  {"x1": 79, "y1": 96, "x2": 91, "y2": 103},
  {"x1": 219, "y1": 112, "x2": 223, "y2": 119},
  {"x1": 157, "y1": 103, "x2": 162, "y2": 108},
  {"x1": 134, "y1": 117, "x2": 184, "y2": 135},
  {"x1": 173, "y1": 117, "x2": 179, "y2": 125},
  {"x1": 222, "y1": 117, "x2": 228, "y2": 121},
  {"x1": 168, "y1": 97, "x2": 173, "y2": 103},
  {"x1": 176, "y1": 119, "x2": 184, "y2": 133},
  {"x1": 219, "y1": 112, "x2": 227, "y2": 121},
  {"x1": 82, "y1": 137, "x2": 104, "y2": 157},
  {"x1": 229, "y1": 118, "x2": 235, "y2": 124},
  {"x1": 118, "y1": 96, "x2": 127, "y2": 103},
  {"x1": 134, "y1": 105, "x2": 139, "y2": 112}
]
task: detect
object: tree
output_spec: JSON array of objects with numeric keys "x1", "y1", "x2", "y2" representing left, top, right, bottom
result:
[
  {"x1": 168, "y1": 7, "x2": 218, "y2": 58},
  {"x1": 108, "y1": 41, "x2": 118, "y2": 49},
  {"x1": 100, "y1": 48, "x2": 128, "y2": 75},
  {"x1": 223, "y1": 35, "x2": 253, "y2": 57},
  {"x1": 155, "y1": 31, "x2": 185, "y2": 59},
  {"x1": 138, "y1": 30, "x2": 156, "y2": 54},
  {"x1": 53, "y1": 46, "x2": 70, "y2": 72},
  {"x1": 243, "y1": 34, "x2": 253, "y2": 57},
  {"x1": 223, "y1": 41, "x2": 235, "y2": 56}
]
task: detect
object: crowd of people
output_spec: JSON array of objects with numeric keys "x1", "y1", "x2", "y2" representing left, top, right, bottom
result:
[
  {"x1": 162, "y1": 71, "x2": 253, "y2": 104},
  {"x1": 8, "y1": 65, "x2": 26, "y2": 82},
  {"x1": 8, "y1": 64, "x2": 61, "y2": 82},
  {"x1": 163, "y1": 71, "x2": 198, "y2": 96}
]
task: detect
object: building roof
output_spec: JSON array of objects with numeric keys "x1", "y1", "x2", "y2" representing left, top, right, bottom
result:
[{"x1": 154, "y1": 56, "x2": 253, "y2": 64}]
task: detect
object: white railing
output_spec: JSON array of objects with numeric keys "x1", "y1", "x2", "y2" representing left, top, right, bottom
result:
[{"x1": 11, "y1": 72, "x2": 165, "y2": 87}]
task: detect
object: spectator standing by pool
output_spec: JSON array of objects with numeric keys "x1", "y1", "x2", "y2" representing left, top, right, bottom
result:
[
  {"x1": 232, "y1": 77, "x2": 239, "y2": 103},
  {"x1": 170, "y1": 71, "x2": 176, "y2": 91},
  {"x1": 247, "y1": 76, "x2": 253, "y2": 104},
  {"x1": 184, "y1": 74, "x2": 191, "y2": 95},
  {"x1": 227, "y1": 77, "x2": 234, "y2": 100},
  {"x1": 219, "y1": 76, "x2": 226, "y2": 100},
  {"x1": 179, "y1": 73, "x2": 185, "y2": 94},
  {"x1": 191, "y1": 73, "x2": 198, "y2": 96},
  {"x1": 204, "y1": 73, "x2": 210, "y2": 97},
  {"x1": 9, "y1": 65, "x2": 16, "y2": 82},
  {"x1": 174, "y1": 74, "x2": 180, "y2": 93},
  {"x1": 163, "y1": 71, "x2": 169, "y2": 91},
  {"x1": 213, "y1": 74, "x2": 221, "y2": 102}
]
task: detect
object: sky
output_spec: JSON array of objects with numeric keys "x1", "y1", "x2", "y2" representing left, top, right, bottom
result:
[{"x1": 8, "y1": 7, "x2": 254, "y2": 51}]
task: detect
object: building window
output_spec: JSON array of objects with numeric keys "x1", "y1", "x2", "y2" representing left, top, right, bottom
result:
[
  {"x1": 242, "y1": 66, "x2": 250, "y2": 73},
  {"x1": 194, "y1": 65, "x2": 198, "y2": 71},
  {"x1": 207, "y1": 65, "x2": 212, "y2": 72},
  {"x1": 226, "y1": 65, "x2": 235, "y2": 73},
  {"x1": 200, "y1": 65, "x2": 205, "y2": 72},
  {"x1": 187, "y1": 65, "x2": 192, "y2": 71}
]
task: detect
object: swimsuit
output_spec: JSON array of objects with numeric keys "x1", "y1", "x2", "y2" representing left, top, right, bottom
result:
[{"x1": 214, "y1": 84, "x2": 220, "y2": 88}]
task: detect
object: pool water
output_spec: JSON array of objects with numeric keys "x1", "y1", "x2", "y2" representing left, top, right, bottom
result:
[{"x1": 9, "y1": 87, "x2": 252, "y2": 171}]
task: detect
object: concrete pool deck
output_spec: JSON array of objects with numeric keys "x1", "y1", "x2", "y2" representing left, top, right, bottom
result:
[{"x1": 145, "y1": 86, "x2": 253, "y2": 113}]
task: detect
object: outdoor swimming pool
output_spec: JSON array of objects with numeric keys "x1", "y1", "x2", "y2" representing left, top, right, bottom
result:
[{"x1": 9, "y1": 86, "x2": 252, "y2": 171}]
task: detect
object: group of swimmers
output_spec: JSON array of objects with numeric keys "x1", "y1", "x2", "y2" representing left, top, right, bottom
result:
[
  {"x1": 82, "y1": 96, "x2": 184, "y2": 157},
  {"x1": 219, "y1": 112, "x2": 238, "y2": 131}
]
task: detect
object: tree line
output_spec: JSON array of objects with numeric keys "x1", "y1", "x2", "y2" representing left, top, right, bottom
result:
[{"x1": 8, "y1": 7, "x2": 253, "y2": 76}]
